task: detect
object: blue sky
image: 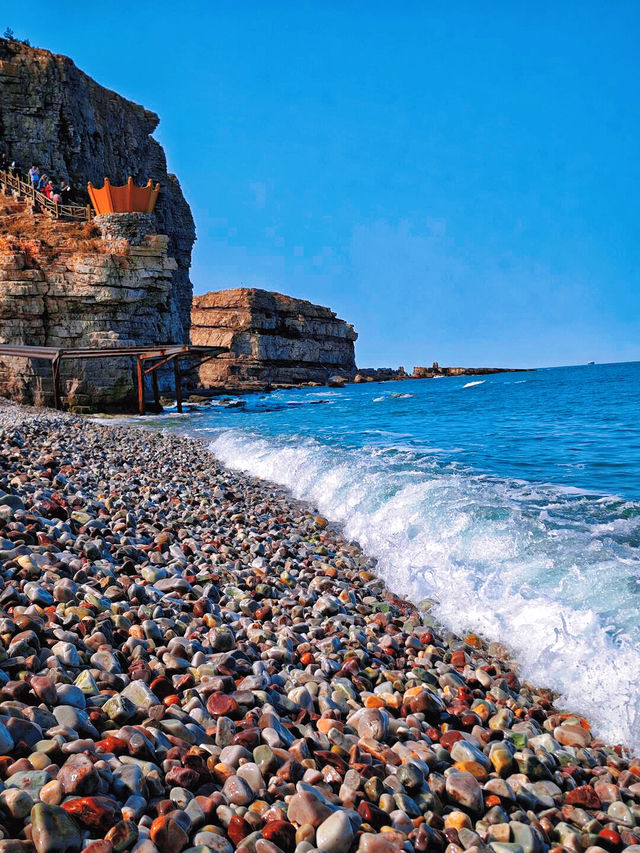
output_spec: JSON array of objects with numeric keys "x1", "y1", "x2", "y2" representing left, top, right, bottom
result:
[{"x1": 10, "y1": 1, "x2": 640, "y2": 368}]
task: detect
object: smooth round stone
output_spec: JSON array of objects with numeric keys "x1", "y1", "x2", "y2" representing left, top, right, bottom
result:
[
  {"x1": 102, "y1": 695, "x2": 135, "y2": 724},
  {"x1": 237, "y1": 762, "x2": 265, "y2": 794},
  {"x1": 219, "y1": 744, "x2": 251, "y2": 766},
  {"x1": 255, "y1": 841, "x2": 284, "y2": 853},
  {"x1": 104, "y1": 820, "x2": 138, "y2": 853},
  {"x1": 0, "y1": 788, "x2": 33, "y2": 819},
  {"x1": 358, "y1": 833, "x2": 400, "y2": 853},
  {"x1": 355, "y1": 708, "x2": 389, "y2": 741},
  {"x1": 39, "y1": 780, "x2": 63, "y2": 806},
  {"x1": 389, "y1": 809, "x2": 413, "y2": 833},
  {"x1": 51, "y1": 642, "x2": 80, "y2": 667},
  {"x1": 363, "y1": 777, "x2": 385, "y2": 804},
  {"x1": 450, "y1": 740, "x2": 490, "y2": 769},
  {"x1": 445, "y1": 771, "x2": 484, "y2": 813},
  {"x1": 222, "y1": 774, "x2": 254, "y2": 806},
  {"x1": 56, "y1": 685, "x2": 86, "y2": 709},
  {"x1": 29, "y1": 752, "x2": 52, "y2": 771},
  {"x1": 316, "y1": 811, "x2": 355, "y2": 853},
  {"x1": 192, "y1": 833, "x2": 233, "y2": 853},
  {"x1": 170, "y1": 787, "x2": 194, "y2": 809},
  {"x1": 150, "y1": 816, "x2": 189, "y2": 853},
  {"x1": 5, "y1": 769, "x2": 53, "y2": 798},
  {"x1": 0, "y1": 720, "x2": 15, "y2": 753},
  {"x1": 397, "y1": 763, "x2": 424, "y2": 791},
  {"x1": 261, "y1": 820, "x2": 296, "y2": 853},
  {"x1": 56, "y1": 755, "x2": 99, "y2": 796},
  {"x1": 53, "y1": 706, "x2": 99, "y2": 738},
  {"x1": 287, "y1": 791, "x2": 334, "y2": 828},
  {"x1": 253, "y1": 745, "x2": 277, "y2": 774},
  {"x1": 30, "y1": 802, "x2": 83, "y2": 853}
]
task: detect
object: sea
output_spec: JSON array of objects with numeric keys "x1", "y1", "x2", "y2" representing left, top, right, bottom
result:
[{"x1": 144, "y1": 361, "x2": 640, "y2": 750}]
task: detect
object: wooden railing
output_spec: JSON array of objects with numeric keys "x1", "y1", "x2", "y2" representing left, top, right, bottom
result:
[{"x1": 0, "y1": 169, "x2": 92, "y2": 221}]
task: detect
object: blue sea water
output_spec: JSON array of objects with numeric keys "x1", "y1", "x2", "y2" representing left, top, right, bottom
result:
[{"x1": 147, "y1": 362, "x2": 640, "y2": 749}]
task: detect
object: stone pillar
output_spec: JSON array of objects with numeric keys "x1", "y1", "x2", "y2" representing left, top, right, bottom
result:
[{"x1": 94, "y1": 213, "x2": 157, "y2": 245}]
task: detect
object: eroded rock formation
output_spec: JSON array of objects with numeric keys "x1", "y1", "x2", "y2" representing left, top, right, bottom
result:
[
  {"x1": 0, "y1": 200, "x2": 177, "y2": 409},
  {"x1": 0, "y1": 37, "x2": 194, "y2": 340},
  {"x1": 191, "y1": 288, "x2": 358, "y2": 391}
]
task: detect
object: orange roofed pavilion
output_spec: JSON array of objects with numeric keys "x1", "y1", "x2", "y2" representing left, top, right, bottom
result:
[{"x1": 87, "y1": 176, "x2": 160, "y2": 216}]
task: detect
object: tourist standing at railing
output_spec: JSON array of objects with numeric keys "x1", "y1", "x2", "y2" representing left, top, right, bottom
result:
[
  {"x1": 29, "y1": 165, "x2": 39, "y2": 188},
  {"x1": 59, "y1": 180, "x2": 72, "y2": 202}
]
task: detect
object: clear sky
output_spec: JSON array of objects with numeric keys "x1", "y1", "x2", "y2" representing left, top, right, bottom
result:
[{"x1": 9, "y1": 1, "x2": 640, "y2": 368}]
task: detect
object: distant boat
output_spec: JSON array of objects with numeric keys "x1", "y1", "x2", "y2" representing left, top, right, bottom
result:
[{"x1": 588, "y1": 361, "x2": 595, "y2": 365}]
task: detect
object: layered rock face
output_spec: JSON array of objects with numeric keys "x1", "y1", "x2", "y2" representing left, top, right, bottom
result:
[
  {"x1": 191, "y1": 288, "x2": 358, "y2": 391},
  {"x1": 0, "y1": 38, "x2": 194, "y2": 340},
  {"x1": 0, "y1": 201, "x2": 177, "y2": 409}
]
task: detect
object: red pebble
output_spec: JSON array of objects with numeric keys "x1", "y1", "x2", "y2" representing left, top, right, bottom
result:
[
  {"x1": 206, "y1": 692, "x2": 239, "y2": 718},
  {"x1": 440, "y1": 730, "x2": 464, "y2": 750},
  {"x1": 565, "y1": 785, "x2": 601, "y2": 809},
  {"x1": 227, "y1": 814, "x2": 252, "y2": 846},
  {"x1": 262, "y1": 820, "x2": 296, "y2": 853},
  {"x1": 598, "y1": 828, "x2": 622, "y2": 850}
]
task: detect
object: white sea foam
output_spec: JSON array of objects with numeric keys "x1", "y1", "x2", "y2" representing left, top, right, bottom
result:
[
  {"x1": 211, "y1": 429, "x2": 640, "y2": 750},
  {"x1": 463, "y1": 380, "x2": 486, "y2": 388}
]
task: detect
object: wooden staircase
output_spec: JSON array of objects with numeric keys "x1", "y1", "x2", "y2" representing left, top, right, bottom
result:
[{"x1": 0, "y1": 169, "x2": 91, "y2": 221}]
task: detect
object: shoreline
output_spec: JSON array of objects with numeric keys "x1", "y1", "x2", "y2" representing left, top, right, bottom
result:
[{"x1": 0, "y1": 401, "x2": 636, "y2": 853}]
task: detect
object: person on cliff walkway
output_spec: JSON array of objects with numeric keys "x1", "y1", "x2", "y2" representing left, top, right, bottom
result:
[
  {"x1": 29, "y1": 166, "x2": 39, "y2": 187},
  {"x1": 59, "y1": 180, "x2": 71, "y2": 201},
  {"x1": 0, "y1": 152, "x2": 7, "y2": 171}
]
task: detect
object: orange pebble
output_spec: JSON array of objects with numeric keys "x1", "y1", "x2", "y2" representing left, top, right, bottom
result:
[
  {"x1": 403, "y1": 686, "x2": 424, "y2": 700},
  {"x1": 317, "y1": 718, "x2": 343, "y2": 734},
  {"x1": 163, "y1": 695, "x2": 180, "y2": 707},
  {"x1": 364, "y1": 695, "x2": 386, "y2": 708},
  {"x1": 453, "y1": 760, "x2": 488, "y2": 781},
  {"x1": 445, "y1": 811, "x2": 472, "y2": 831}
]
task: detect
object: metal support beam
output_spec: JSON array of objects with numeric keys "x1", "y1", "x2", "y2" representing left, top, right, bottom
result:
[
  {"x1": 174, "y1": 358, "x2": 183, "y2": 414},
  {"x1": 143, "y1": 353, "x2": 179, "y2": 375}
]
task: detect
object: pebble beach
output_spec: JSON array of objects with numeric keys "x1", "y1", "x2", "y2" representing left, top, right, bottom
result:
[{"x1": 0, "y1": 402, "x2": 637, "y2": 853}]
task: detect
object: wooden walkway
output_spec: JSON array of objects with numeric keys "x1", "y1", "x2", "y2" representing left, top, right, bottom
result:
[
  {"x1": 0, "y1": 169, "x2": 91, "y2": 221},
  {"x1": 0, "y1": 344, "x2": 227, "y2": 414}
]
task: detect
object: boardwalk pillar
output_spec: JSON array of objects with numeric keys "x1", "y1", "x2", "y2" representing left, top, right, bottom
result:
[
  {"x1": 174, "y1": 357, "x2": 183, "y2": 413},
  {"x1": 151, "y1": 368, "x2": 160, "y2": 411},
  {"x1": 136, "y1": 356, "x2": 145, "y2": 415},
  {"x1": 51, "y1": 355, "x2": 62, "y2": 410}
]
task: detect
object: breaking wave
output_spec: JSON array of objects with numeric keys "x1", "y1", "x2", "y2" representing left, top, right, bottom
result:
[{"x1": 211, "y1": 428, "x2": 640, "y2": 750}]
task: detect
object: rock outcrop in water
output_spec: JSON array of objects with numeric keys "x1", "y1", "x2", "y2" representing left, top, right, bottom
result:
[
  {"x1": 0, "y1": 37, "x2": 195, "y2": 340},
  {"x1": 191, "y1": 288, "x2": 358, "y2": 391}
]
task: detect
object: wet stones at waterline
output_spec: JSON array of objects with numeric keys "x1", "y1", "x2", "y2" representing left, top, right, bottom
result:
[{"x1": 0, "y1": 401, "x2": 634, "y2": 853}]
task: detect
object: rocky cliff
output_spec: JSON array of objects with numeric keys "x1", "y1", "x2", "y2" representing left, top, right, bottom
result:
[
  {"x1": 0, "y1": 199, "x2": 178, "y2": 409},
  {"x1": 0, "y1": 38, "x2": 194, "y2": 341},
  {"x1": 191, "y1": 288, "x2": 358, "y2": 391}
]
